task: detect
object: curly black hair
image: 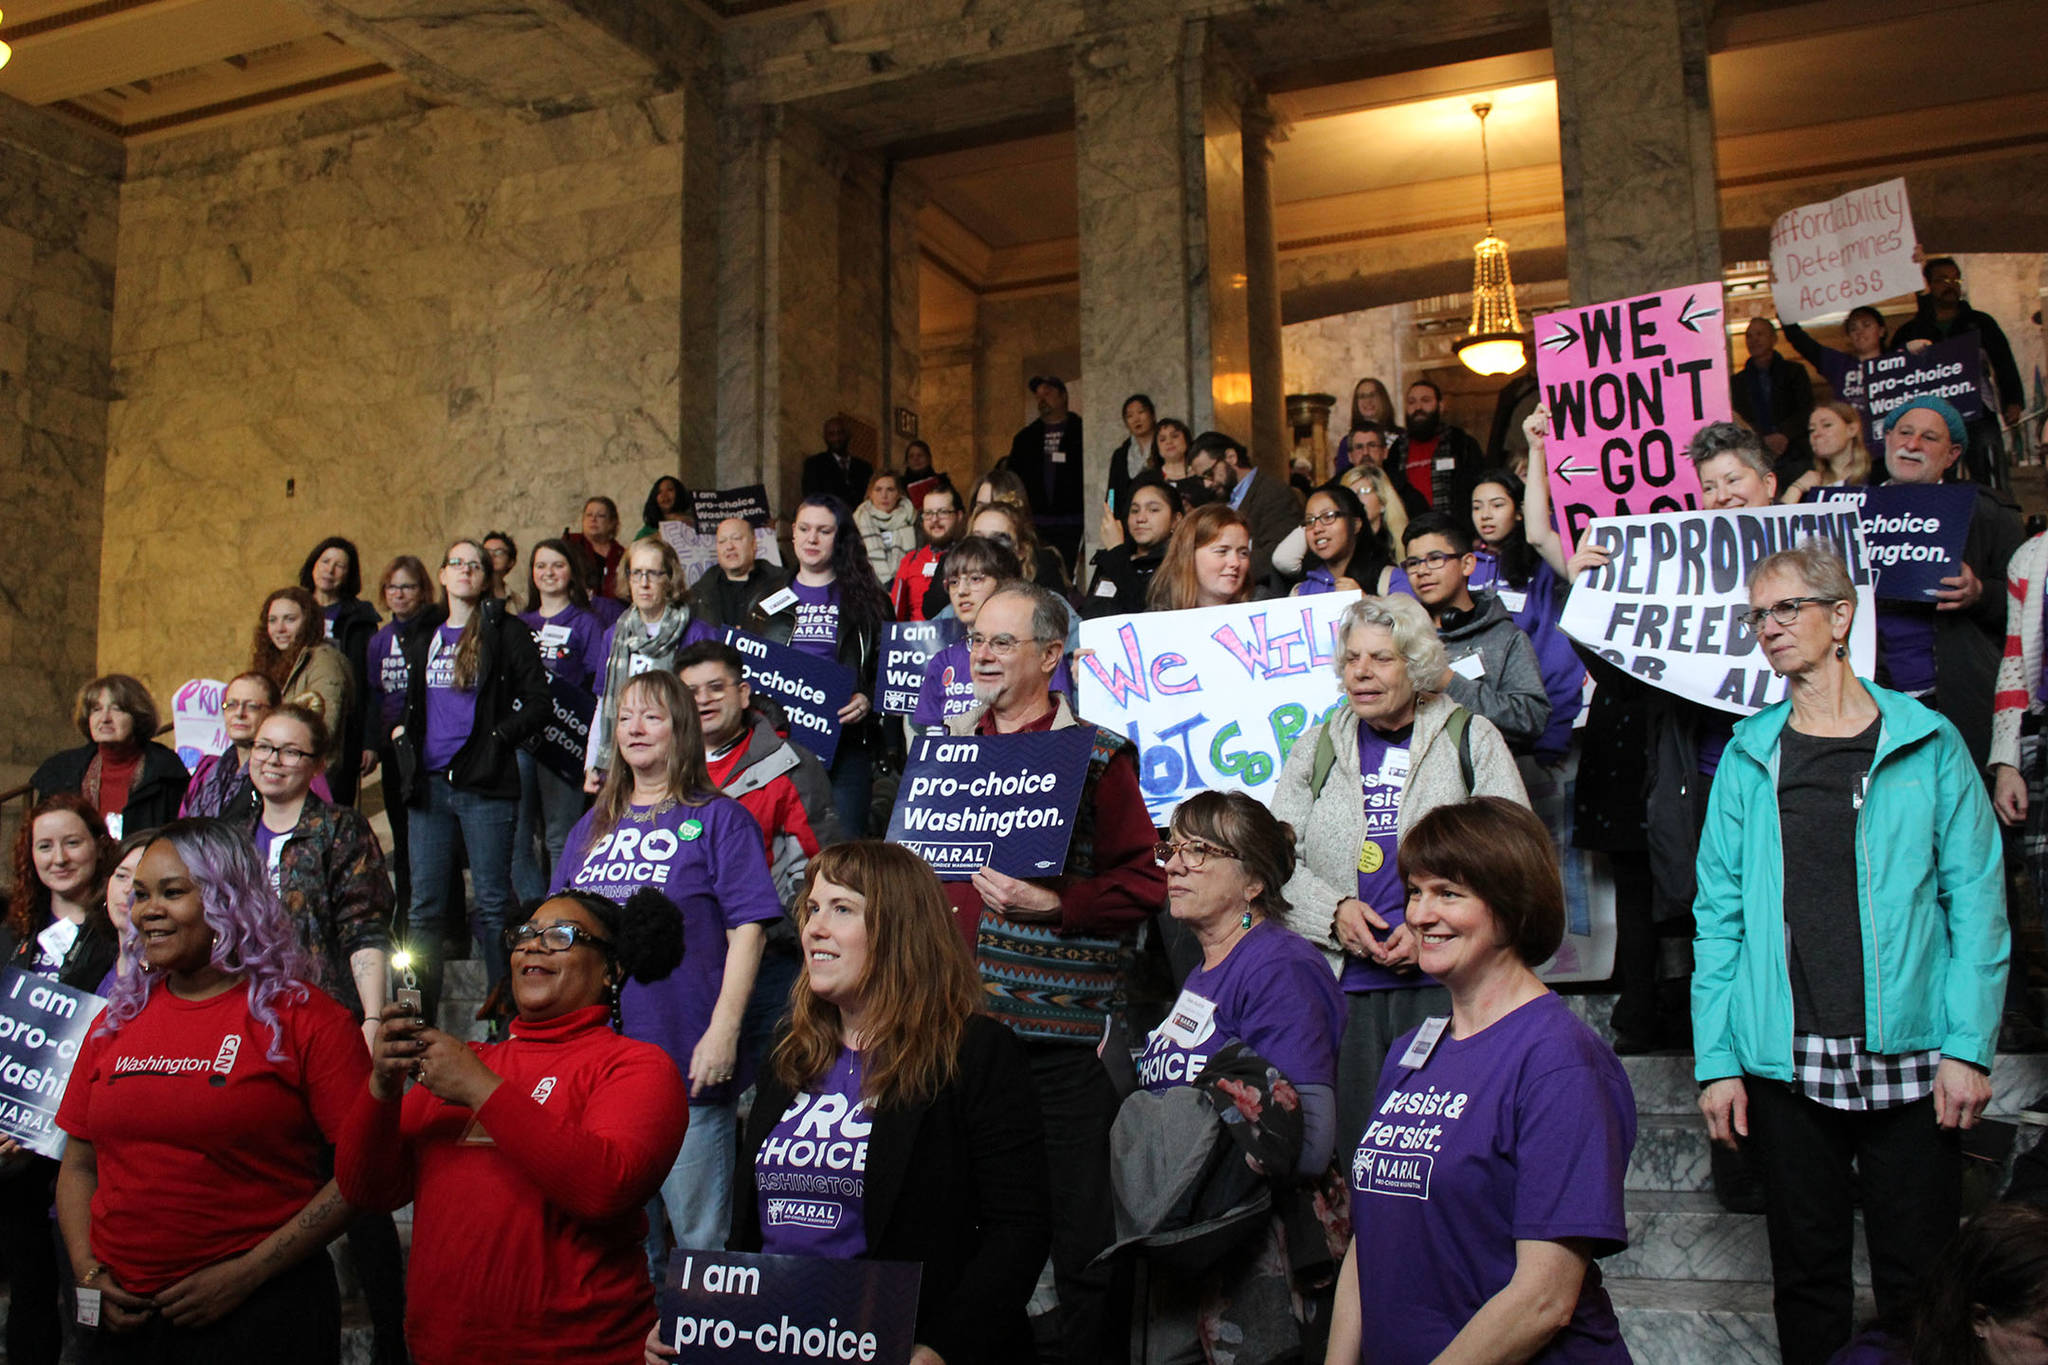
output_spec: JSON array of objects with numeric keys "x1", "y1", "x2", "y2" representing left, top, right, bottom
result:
[{"x1": 531, "y1": 889, "x2": 685, "y2": 985}]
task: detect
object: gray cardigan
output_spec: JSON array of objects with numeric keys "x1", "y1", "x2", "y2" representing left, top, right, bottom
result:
[{"x1": 1270, "y1": 691, "x2": 1529, "y2": 973}]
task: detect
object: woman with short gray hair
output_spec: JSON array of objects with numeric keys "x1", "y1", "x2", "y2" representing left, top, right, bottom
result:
[{"x1": 1270, "y1": 594, "x2": 1529, "y2": 1154}]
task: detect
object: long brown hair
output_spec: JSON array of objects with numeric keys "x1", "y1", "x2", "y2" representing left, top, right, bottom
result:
[
  {"x1": 438, "y1": 538, "x2": 490, "y2": 688},
  {"x1": 249, "y1": 587, "x2": 323, "y2": 688},
  {"x1": 580, "y1": 671, "x2": 718, "y2": 853},
  {"x1": 1148, "y1": 503, "x2": 1253, "y2": 611},
  {"x1": 775, "y1": 842, "x2": 982, "y2": 1111},
  {"x1": 8, "y1": 793, "x2": 111, "y2": 946},
  {"x1": 1811, "y1": 399, "x2": 1873, "y2": 487}
]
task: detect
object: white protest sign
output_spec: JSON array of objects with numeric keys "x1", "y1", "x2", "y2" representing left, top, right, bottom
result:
[
  {"x1": 1075, "y1": 593, "x2": 1358, "y2": 826},
  {"x1": 659, "y1": 522, "x2": 781, "y2": 579},
  {"x1": 171, "y1": 678, "x2": 228, "y2": 771},
  {"x1": 1560, "y1": 505, "x2": 1877, "y2": 716},
  {"x1": 1769, "y1": 178, "x2": 1918, "y2": 324}
]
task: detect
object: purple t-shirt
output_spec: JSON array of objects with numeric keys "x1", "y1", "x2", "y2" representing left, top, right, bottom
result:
[
  {"x1": 366, "y1": 620, "x2": 411, "y2": 732},
  {"x1": 755, "y1": 1045, "x2": 869, "y2": 1258},
  {"x1": 553, "y1": 796, "x2": 782, "y2": 1104},
  {"x1": 322, "y1": 601, "x2": 341, "y2": 638},
  {"x1": 1137, "y1": 921, "x2": 1343, "y2": 1091},
  {"x1": 422, "y1": 624, "x2": 478, "y2": 772},
  {"x1": 911, "y1": 640, "x2": 1076, "y2": 729},
  {"x1": 1877, "y1": 606, "x2": 1938, "y2": 695},
  {"x1": 1352, "y1": 992, "x2": 1634, "y2": 1364},
  {"x1": 786, "y1": 579, "x2": 842, "y2": 661},
  {"x1": 1342, "y1": 722, "x2": 1434, "y2": 994},
  {"x1": 253, "y1": 819, "x2": 289, "y2": 892},
  {"x1": 519, "y1": 604, "x2": 608, "y2": 693}
]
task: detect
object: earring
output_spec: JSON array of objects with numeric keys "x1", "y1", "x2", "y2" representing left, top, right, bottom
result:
[
  {"x1": 1834, "y1": 642, "x2": 1847, "y2": 659},
  {"x1": 1240, "y1": 908, "x2": 1253, "y2": 930}
]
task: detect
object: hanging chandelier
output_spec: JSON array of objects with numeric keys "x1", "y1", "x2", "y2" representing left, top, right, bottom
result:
[
  {"x1": 0, "y1": 11, "x2": 12, "y2": 73},
  {"x1": 1454, "y1": 102, "x2": 1527, "y2": 376}
]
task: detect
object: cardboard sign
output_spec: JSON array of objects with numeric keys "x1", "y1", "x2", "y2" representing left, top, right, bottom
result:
[
  {"x1": 1816, "y1": 483, "x2": 1977, "y2": 603},
  {"x1": 1075, "y1": 594, "x2": 1359, "y2": 826},
  {"x1": 877, "y1": 620, "x2": 961, "y2": 717},
  {"x1": 0, "y1": 968, "x2": 109, "y2": 1159},
  {"x1": 527, "y1": 673, "x2": 598, "y2": 784},
  {"x1": 1769, "y1": 178, "x2": 1919, "y2": 324},
  {"x1": 1853, "y1": 334, "x2": 1988, "y2": 435},
  {"x1": 1559, "y1": 505, "x2": 1878, "y2": 716},
  {"x1": 724, "y1": 630, "x2": 857, "y2": 767},
  {"x1": 1535, "y1": 283, "x2": 1726, "y2": 552},
  {"x1": 691, "y1": 484, "x2": 773, "y2": 528},
  {"x1": 171, "y1": 678, "x2": 228, "y2": 772},
  {"x1": 886, "y1": 728, "x2": 1096, "y2": 880},
  {"x1": 661, "y1": 522, "x2": 782, "y2": 580},
  {"x1": 655, "y1": 1251, "x2": 920, "y2": 1364}
]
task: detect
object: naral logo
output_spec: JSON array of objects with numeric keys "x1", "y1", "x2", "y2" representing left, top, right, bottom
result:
[
  {"x1": 209, "y1": 1035, "x2": 242, "y2": 1086},
  {"x1": 531, "y1": 1077, "x2": 557, "y2": 1104},
  {"x1": 765, "y1": 1198, "x2": 841, "y2": 1230}
]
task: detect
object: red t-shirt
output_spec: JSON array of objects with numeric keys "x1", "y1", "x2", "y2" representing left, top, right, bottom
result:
[
  {"x1": 57, "y1": 981, "x2": 367, "y2": 1293},
  {"x1": 1403, "y1": 434, "x2": 1440, "y2": 502},
  {"x1": 891, "y1": 544, "x2": 944, "y2": 621}
]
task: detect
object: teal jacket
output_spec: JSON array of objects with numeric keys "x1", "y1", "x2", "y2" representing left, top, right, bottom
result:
[{"x1": 1692, "y1": 682, "x2": 2008, "y2": 1084}]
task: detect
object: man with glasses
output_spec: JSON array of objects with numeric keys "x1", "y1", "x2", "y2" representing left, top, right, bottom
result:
[
  {"x1": 890, "y1": 482, "x2": 966, "y2": 621},
  {"x1": 933, "y1": 579, "x2": 1165, "y2": 1365},
  {"x1": 1397, "y1": 511, "x2": 1550, "y2": 752},
  {"x1": 913, "y1": 537, "x2": 1074, "y2": 729},
  {"x1": 1187, "y1": 430, "x2": 1301, "y2": 588}
]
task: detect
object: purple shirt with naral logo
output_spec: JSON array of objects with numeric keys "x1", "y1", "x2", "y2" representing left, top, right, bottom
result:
[
  {"x1": 518, "y1": 604, "x2": 608, "y2": 693},
  {"x1": 1351, "y1": 992, "x2": 1634, "y2": 1364},
  {"x1": 422, "y1": 624, "x2": 477, "y2": 771},
  {"x1": 551, "y1": 797, "x2": 781, "y2": 1104},
  {"x1": 755, "y1": 1045, "x2": 869, "y2": 1258},
  {"x1": 1343, "y1": 721, "x2": 1437, "y2": 994},
  {"x1": 786, "y1": 579, "x2": 842, "y2": 661},
  {"x1": 1135, "y1": 921, "x2": 1343, "y2": 1092}
]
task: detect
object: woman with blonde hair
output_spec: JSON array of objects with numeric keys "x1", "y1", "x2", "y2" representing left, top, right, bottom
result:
[
  {"x1": 661, "y1": 842, "x2": 1050, "y2": 1365},
  {"x1": 250, "y1": 586, "x2": 352, "y2": 772},
  {"x1": 968, "y1": 498, "x2": 1070, "y2": 595},
  {"x1": 1146, "y1": 503, "x2": 1255, "y2": 611},
  {"x1": 1779, "y1": 399, "x2": 1875, "y2": 502},
  {"x1": 584, "y1": 535, "x2": 714, "y2": 793}
]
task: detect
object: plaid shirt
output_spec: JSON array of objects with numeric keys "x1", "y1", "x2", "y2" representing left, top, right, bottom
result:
[{"x1": 1793, "y1": 1033, "x2": 1942, "y2": 1111}]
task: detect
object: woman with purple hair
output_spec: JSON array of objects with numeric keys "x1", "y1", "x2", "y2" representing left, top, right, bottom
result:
[{"x1": 55, "y1": 818, "x2": 368, "y2": 1361}]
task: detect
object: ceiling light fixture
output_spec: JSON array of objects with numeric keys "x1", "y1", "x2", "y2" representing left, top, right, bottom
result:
[
  {"x1": 1454, "y1": 101, "x2": 1527, "y2": 377},
  {"x1": 0, "y1": 10, "x2": 12, "y2": 73}
]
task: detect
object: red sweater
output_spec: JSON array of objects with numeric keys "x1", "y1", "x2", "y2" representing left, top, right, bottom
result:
[{"x1": 335, "y1": 1005, "x2": 688, "y2": 1365}]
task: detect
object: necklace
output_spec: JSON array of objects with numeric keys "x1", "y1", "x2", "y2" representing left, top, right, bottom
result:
[{"x1": 625, "y1": 795, "x2": 677, "y2": 823}]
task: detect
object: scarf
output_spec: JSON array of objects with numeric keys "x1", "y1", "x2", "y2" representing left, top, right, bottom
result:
[
  {"x1": 587, "y1": 603, "x2": 698, "y2": 773},
  {"x1": 188, "y1": 748, "x2": 256, "y2": 820}
]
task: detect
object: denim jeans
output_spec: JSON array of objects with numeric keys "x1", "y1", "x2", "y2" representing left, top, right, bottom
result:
[
  {"x1": 511, "y1": 748, "x2": 589, "y2": 905},
  {"x1": 646, "y1": 1100, "x2": 738, "y2": 1272},
  {"x1": 406, "y1": 772, "x2": 518, "y2": 1021},
  {"x1": 827, "y1": 748, "x2": 874, "y2": 839}
]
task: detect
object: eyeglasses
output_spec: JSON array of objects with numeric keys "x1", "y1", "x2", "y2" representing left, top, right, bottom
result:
[
  {"x1": 1154, "y1": 839, "x2": 1241, "y2": 871},
  {"x1": 1399, "y1": 551, "x2": 1460, "y2": 573},
  {"x1": 1735, "y1": 596, "x2": 1839, "y2": 634},
  {"x1": 222, "y1": 699, "x2": 268, "y2": 714},
  {"x1": 387, "y1": 581, "x2": 422, "y2": 593},
  {"x1": 945, "y1": 571, "x2": 994, "y2": 590},
  {"x1": 628, "y1": 568, "x2": 672, "y2": 582},
  {"x1": 921, "y1": 509, "x2": 957, "y2": 523},
  {"x1": 445, "y1": 558, "x2": 485, "y2": 572},
  {"x1": 251, "y1": 741, "x2": 313, "y2": 765},
  {"x1": 966, "y1": 632, "x2": 1045, "y2": 657},
  {"x1": 1303, "y1": 509, "x2": 1348, "y2": 530},
  {"x1": 502, "y1": 922, "x2": 614, "y2": 954}
]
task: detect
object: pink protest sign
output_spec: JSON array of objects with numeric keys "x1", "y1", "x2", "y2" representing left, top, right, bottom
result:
[{"x1": 1535, "y1": 281, "x2": 1727, "y2": 553}]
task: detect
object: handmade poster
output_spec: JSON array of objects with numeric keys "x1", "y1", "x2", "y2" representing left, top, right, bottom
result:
[
  {"x1": 0, "y1": 968, "x2": 108, "y2": 1159},
  {"x1": 691, "y1": 484, "x2": 773, "y2": 528},
  {"x1": 724, "y1": 630, "x2": 857, "y2": 767},
  {"x1": 526, "y1": 673, "x2": 598, "y2": 784},
  {"x1": 1559, "y1": 504, "x2": 1878, "y2": 716},
  {"x1": 1816, "y1": 483, "x2": 1977, "y2": 603},
  {"x1": 1535, "y1": 282, "x2": 1725, "y2": 552},
  {"x1": 1769, "y1": 178, "x2": 1919, "y2": 324},
  {"x1": 877, "y1": 620, "x2": 961, "y2": 717},
  {"x1": 886, "y1": 727, "x2": 1096, "y2": 880},
  {"x1": 655, "y1": 1251, "x2": 920, "y2": 1364},
  {"x1": 1854, "y1": 334, "x2": 1988, "y2": 434},
  {"x1": 171, "y1": 678, "x2": 228, "y2": 771},
  {"x1": 1075, "y1": 593, "x2": 1360, "y2": 826},
  {"x1": 661, "y1": 521, "x2": 782, "y2": 579}
]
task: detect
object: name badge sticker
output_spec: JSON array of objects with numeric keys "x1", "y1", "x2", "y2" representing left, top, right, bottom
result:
[
  {"x1": 1450, "y1": 653, "x2": 1486, "y2": 680},
  {"x1": 1496, "y1": 589, "x2": 1528, "y2": 614},
  {"x1": 1157, "y1": 988, "x2": 1218, "y2": 1049},
  {"x1": 760, "y1": 587, "x2": 799, "y2": 615},
  {"x1": 76, "y1": 1289, "x2": 100, "y2": 1328},
  {"x1": 1398, "y1": 1016, "x2": 1450, "y2": 1070}
]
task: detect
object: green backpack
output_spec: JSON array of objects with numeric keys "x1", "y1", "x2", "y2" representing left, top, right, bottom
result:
[{"x1": 1305, "y1": 705, "x2": 1475, "y2": 799}]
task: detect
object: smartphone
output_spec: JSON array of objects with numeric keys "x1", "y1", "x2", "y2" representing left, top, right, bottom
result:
[{"x1": 394, "y1": 987, "x2": 423, "y2": 1020}]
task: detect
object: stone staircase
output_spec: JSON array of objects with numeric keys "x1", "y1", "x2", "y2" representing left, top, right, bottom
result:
[{"x1": 1563, "y1": 993, "x2": 2048, "y2": 1364}]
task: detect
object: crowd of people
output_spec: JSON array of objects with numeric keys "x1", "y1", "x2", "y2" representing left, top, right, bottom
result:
[{"x1": 4, "y1": 258, "x2": 2047, "y2": 1365}]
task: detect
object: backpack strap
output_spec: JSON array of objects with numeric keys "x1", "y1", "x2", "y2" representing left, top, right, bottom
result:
[
  {"x1": 1446, "y1": 705, "x2": 1475, "y2": 792},
  {"x1": 1307, "y1": 721, "x2": 1339, "y2": 800}
]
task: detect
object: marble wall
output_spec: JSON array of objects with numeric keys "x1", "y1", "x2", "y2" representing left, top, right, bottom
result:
[
  {"x1": 0, "y1": 99, "x2": 120, "y2": 766},
  {"x1": 101, "y1": 88, "x2": 690, "y2": 705},
  {"x1": 918, "y1": 337, "x2": 977, "y2": 486},
  {"x1": 1282, "y1": 304, "x2": 1411, "y2": 426}
]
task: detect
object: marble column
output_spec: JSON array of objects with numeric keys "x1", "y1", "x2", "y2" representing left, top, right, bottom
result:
[
  {"x1": 1073, "y1": 20, "x2": 1251, "y2": 554},
  {"x1": 1549, "y1": 0, "x2": 1721, "y2": 304},
  {"x1": 676, "y1": 75, "x2": 721, "y2": 489},
  {"x1": 884, "y1": 169, "x2": 927, "y2": 465},
  {"x1": 1242, "y1": 97, "x2": 1289, "y2": 478}
]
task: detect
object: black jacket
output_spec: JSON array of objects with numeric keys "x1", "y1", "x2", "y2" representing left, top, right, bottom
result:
[
  {"x1": 1083, "y1": 544, "x2": 1165, "y2": 619},
  {"x1": 325, "y1": 595, "x2": 382, "y2": 804},
  {"x1": 1890, "y1": 295, "x2": 2025, "y2": 416},
  {"x1": 1006, "y1": 414, "x2": 1085, "y2": 521},
  {"x1": 31, "y1": 741, "x2": 189, "y2": 834},
  {"x1": 1729, "y1": 352, "x2": 1815, "y2": 469},
  {"x1": 1234, "y1": 468, "x2": 1304, "y2": 587},
  {"x1": 690, "y1": 561, "x2": 790, "y2": 631},
  {"x1": 0, "y1": 910, "x2": 118, "y2": 993},
  {"x1": 734, "y1": 1015, "x2": 1051, "y2": 1365},
  {"x1": 395, "y1": 599, "x2": 550, "y2": 804},
  {"x1": 801, "y1": 450, "x2": 874, "y2": 508}
]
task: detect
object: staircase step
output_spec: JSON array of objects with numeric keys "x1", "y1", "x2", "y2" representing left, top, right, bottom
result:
[
  {"x1": 1606, "y1": 1277, "x2": 1784, "y2": 1365},
  {"x1": 1609, "y1": 1191, "x2": 1870, "y2": 1286},
  {"x1": 1561, "y1": 991, "x2": 1617, "y2": 1043},
  {"x1": 1626, "y1": 1113, "x2": 1712, "y2": 1193}
]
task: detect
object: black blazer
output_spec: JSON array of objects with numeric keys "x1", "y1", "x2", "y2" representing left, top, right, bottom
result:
[
  {"x1": 31, "y1": 741, "x2": 189, "y2": 835},
  {"x1": 734, "y1": 1015, "x2": 1051, "y2": 1365},
  {"x1": 1235, "y1": 467, "x2": 1305, "y2": 587},
  {"x1": 802, "y1": 450, "x2": 874, "y2": 508},
  {"x1": 1729, "y1": 352, "x2": 1815, "y2": 465},
  {"x1": 395, "y1": 599, "x2": 550, "y2": 804}
]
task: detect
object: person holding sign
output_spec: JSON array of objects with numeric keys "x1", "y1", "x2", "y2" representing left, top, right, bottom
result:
[
  {"x1": 1269, "y1": 594, "x2": 1528, "y2": 1156},
  {"x1": 2, "y1": 795, "x2": 118, "y2": 1365},
  {"x1": 936, "y1": 579, "x2": 1165, "y2": 1365},
  {"x1": 1783, "y1": 305, "x2": 1892, "y2": 419},
  {"x1": 1693, "y1": 541, "x2": 2005, "y2": 1365},
  {"x1": 584, "y1": 536, "x2": 716, "y2": 794},
  {"x1": 1779, "y1": 400, "x2": 1875, "y2": 503},
  {"x1": 1890, "y1": 258, "x2": 2026, "y2": 434},
  {"x1": 1085, "y1": 471, "x2": 1182, "y2": 618},
  {"x1": 396, "y1": 538, "x2": 551, "y2": 1023},
  {"x1": 178, "y1": 672, "x2": 280, "y2": 823},
  {"x1": 32, "y1": 675, "x2": 190, "y2": 841},
  {"x1": 1872, "y1": 396, "x2": 2024, "y2": 771},
  {"x1": 554, "y1": 669, "x2": 783, "y2": 1258},
  {"x1": 634, "y1": 474, "x2": 695, "y2": 542},
  {"x1": 513, "y1": 538, "x2": 609, "y2": 901},
  {"x1": 1133, "y1": 791, "x2": 1345, "y2": 1361},
  {"x1": 340, "y1": 888, "x2": 688, "y2": 1365},
  {"x1": 56, "y1": 819, "x2": 366, "y2": 1360},
  {"x1": 916, "y1": 538, "x2": 1075, "y2": 730},
  {"x1": 1148, "y1": 503, "x2": 1257, "y2": 611},
  {"x1": 1468, "y1": 469, "x2": 1587, "y2": 763},
  {"x1": 1328, "y1": 798, "x2": 1636, "y2": 1365},
  {"x1": 706, "y1": 842, "x2": 1051, "y2": 1365}
]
